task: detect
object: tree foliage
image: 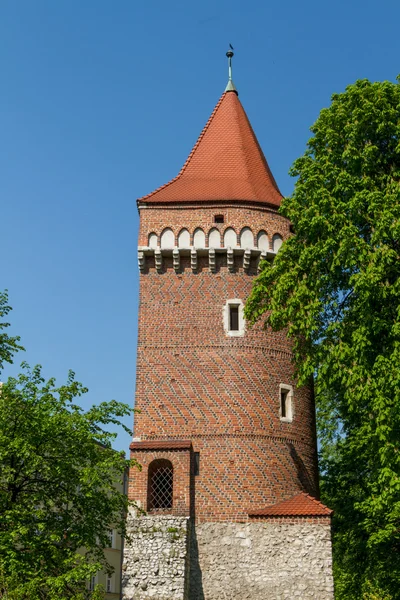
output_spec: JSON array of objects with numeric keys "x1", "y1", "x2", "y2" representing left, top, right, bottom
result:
[
  {"x1": 245, "y1": 78, "x2": 400, "y2": 599},
  {"x1": 0, "y1": 295, "x2": 137, "y2": 599},
  {"x1": 0, "y1": 291, "x2": 23, "y2": 374}
]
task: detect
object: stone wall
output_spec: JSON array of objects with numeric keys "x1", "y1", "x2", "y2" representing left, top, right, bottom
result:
[
  {"x1": 189, "y1": 520, "x2": 334, "y2": 600},
  {"x1": 122, "y1": 514, "x2": 190, "y2": 600}
]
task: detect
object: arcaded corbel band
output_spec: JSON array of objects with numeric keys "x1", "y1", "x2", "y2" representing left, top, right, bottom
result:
[
  {"x1": 138, "y1": 250, "x2": 145, "y2": 272},
  {"x1": 243, "y1": 249, "x2": 251, "y2": 272},
  {"x1": 191, "y1": 248, "x2": 198, "y2": 272},
  {"x1": 209, "y1": 248, "x2": 216, "y2": 273},
  {"x1": 173, "y1": 247, "x2": 180, "y2": 272},
  {"x1": 155, "y1": 247, "x2": 163, "y2": 272},
  {"x1": 258, "y1": 250, "x2": 267, "y2": 272},
  {"x1": 227, "y1": 247, "x2": 234, "y2": 272}
]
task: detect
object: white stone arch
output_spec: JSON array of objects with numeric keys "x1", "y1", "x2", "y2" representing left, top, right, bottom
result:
[
  {"x1": 240, "y1": 227, "x2": 254, "y2": 249},
  {"x1": 160, "y1": 228, "x2": 175, "y2": 249},
  {"x1": 208, "y1": 228, "x2": 221, "y2": 248},
  {"x1": 257, "y1": 230, "x2": 269, "y2": 252},
  {"x1": 223, "y1": 227, "x2": 238, "y2": 247},
  {"x1": 148, "y1": 232, "x2": 158, "y2": 249},
  {"x1": 272, "y1": 233, "x2": 283, "y2": 253},
  {"x1": 193, "y1": 228, "x2": 206, "y2": 248},
  {"x1": 178, "y1": 228, "x2": 190, "y2": 248}
]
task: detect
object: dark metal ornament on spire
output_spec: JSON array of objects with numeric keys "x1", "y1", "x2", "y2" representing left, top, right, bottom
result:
[{"x1": 225, "y1": 46, "x2": 238, "y2": 94}]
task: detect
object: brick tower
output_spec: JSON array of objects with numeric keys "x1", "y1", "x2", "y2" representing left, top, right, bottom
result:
[{"x1": 122, "y1": 53, "x2": 334, "y2": 600}]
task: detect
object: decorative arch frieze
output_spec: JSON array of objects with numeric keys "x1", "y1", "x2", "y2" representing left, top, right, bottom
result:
[
  {"x1": 208, "y1": 228, "x2": 221, "y2": 248},
  {"x1": 178, "y1": 228, "x2": 190, "y2": 248},
  {"x1": 257, "y1": 230, "x2": 269, "y2": 251},
  {"x1": 193, "y1": 228, "x2": 206, "y2": 248},
  {"x1": 160, "y1": 228, "x2": 175, "y2": 249},
  {"x1": 148, "y1": 232, "x2": 158, "y2": 248},
  {"x1": 240, "y1": 227, "x2": 254, "y2": 249},
  {"x1": 224, "y1": 227, "x2": 238, "y2": 247},
  {"x1": 272, "y1": 233, "x2": 283, "y2": 253}
]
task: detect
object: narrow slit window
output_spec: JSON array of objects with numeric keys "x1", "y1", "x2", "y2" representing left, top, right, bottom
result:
[
  {"x1": 281, "y1": 390, "x2": 288, "y2": 418},
  {"x1": 214, "y1": 214, "x2": 224, "y2": 223},
  {"x1": 280, "y1": 385, "x2": 293, "y2": 422},
  {"x1": 194, "y1": 452, "x2": 200, "y2": 476},
  {"x1": 229, "y1": 305, "x2": 239, "y2": 331}
]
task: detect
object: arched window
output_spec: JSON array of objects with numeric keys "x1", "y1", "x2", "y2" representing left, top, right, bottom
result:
[{"x1": 147, "y1": 459, "x2": 173, "y2": 513}]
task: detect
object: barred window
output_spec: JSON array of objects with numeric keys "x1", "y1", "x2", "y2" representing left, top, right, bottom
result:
[{"x1": 147, "y1": 459, "x2": 173, "y2": 513}]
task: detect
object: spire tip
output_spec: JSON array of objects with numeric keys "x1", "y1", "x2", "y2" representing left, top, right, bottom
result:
[{"x1": 225, "y1": 45, "x2": 238, "y2": 94}]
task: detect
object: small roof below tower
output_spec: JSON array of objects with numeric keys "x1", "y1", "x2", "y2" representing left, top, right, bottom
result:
[
  {"x1": 248, "y1": 492, "x2": 333, "y2": 518},
  {"x1": 138, "y1": 73, "x2": 282, "y2": 206}
]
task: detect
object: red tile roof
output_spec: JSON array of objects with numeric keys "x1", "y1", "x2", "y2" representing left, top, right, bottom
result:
[
  {"x1": 138, "y1": 91, "x2": 283, "y2": 206},
  {"x1": 129, "y1": 439, "x2": 192, "y2": 451},
  {"x1": 248, "y1": 492, "x2": 333, "y2": 517}
]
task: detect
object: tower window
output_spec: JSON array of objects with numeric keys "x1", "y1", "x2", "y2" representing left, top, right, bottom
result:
[
  {"x1": 281, "y1": 390, "x2": 288, "y2": 418},
  {"x1": 229, "y1": 305, "x2": 239, "y2": 331},
  {"x1": 223, "y1": 299, "x2": 245, "y2": 337},
  {"x1": 194, "y1": 452, "x2": 200, "y2": 476},
  {"x1": 148, "y1": 459, "x2": 173, "y2": 513},
  {"x1": 214, "y1": 214, "x2": 224, "y2": 223},
  {"x1": 280, "y1": 384, "x2": 293, "y2": 422}
]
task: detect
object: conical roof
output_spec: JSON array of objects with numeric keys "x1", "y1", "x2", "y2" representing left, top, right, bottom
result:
[{"x1": 138, "y1": 90, "x2": 283, "y2": 206}]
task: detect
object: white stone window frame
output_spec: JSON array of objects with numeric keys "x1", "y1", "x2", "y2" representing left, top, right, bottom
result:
[
  {"x1": 223, "y1": 299, "x2": 245, "y2": 337},
  {"x1": 106, "y1": 574, "x2": 113, "y2": 593},
  {"x1": 279, "y1": 383, "x2": 294, "y2": 422},
  {"x1": 88, "y1": 573, "x2": 98, "y2": 592},
  {"x1": 106, "y1": 527, "x2": 115, "y2": 549}
]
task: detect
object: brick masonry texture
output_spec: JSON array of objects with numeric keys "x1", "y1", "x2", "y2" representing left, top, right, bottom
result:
[
  {"x1": 131, "y1": 201, "x2": 319, "y2": 523},
  {"x1": 128, "y1": 448, "x2": 192, "y2": 518},
  {"x1": 125, "y1": 81, "x2": 335, "y2": 596},
  {"x1": 138, "y1": 203, "x2": 289, "y2": 247}
]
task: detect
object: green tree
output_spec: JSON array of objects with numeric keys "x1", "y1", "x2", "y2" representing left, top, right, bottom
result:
[
  {"x1": 245, "y1": 78, "x2": 400, "y2": 599},
  {"x1": 0, "y1": 291, "x2": 23, "y2": 373},
  {"x1": 0, "y1": 295, "x2": 138, "y2": 599}
]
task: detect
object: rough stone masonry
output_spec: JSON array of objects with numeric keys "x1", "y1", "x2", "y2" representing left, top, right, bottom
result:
[
  {"x1": 190, "y1": 521, "x2": 334, "y2": 600},
  {"x1": 122, "y1": 512, "x2": 334, "y2": 600},
  {"x1": 122, "y1": 514, "x2": 190, "y2": 600}
]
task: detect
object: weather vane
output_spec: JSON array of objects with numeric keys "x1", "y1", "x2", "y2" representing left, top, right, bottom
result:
[{"x1": 225, "y1": 44, "x2": 237, "y2": 94}]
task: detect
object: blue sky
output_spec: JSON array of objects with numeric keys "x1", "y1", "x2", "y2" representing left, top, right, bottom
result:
[{"x1": 1, "y1": 0, "x2": 399, "y2": 452}]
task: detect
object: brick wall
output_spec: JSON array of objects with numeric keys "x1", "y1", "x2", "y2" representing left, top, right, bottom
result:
[
  {"x1": 137, "y1": 203, "x2": 290, "y2": 248},
  {"x1": 130, "y1": 201, "x2": 319, "y2": 522},
  {"x1": 128, "y1": 445, "x2": 192, "y2": 517}
]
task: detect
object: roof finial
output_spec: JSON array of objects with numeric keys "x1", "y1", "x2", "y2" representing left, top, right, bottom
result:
[{"x1": 225, "y1": 45, "x2": 238, "y2": 94}]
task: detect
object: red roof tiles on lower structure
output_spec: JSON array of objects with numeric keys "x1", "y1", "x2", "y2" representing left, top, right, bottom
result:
[
  {"x1": 248, "y1": 492, "x2": 333, "y2": 517},
  {"x1": 129, "y1": 439, "x2": 192, "y2": 451},
  {"x1": 138, "y1": 90, "x2": 283, "y2": 207}
]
